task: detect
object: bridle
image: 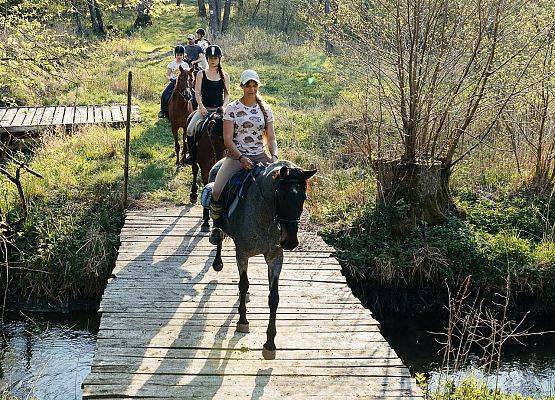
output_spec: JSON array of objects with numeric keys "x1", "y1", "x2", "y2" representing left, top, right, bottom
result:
[
  {"x1": 253, "y1": 172, "x2": 305, "y2": 229},
  {"x1": 175, "y1": 72, "x2": 194, "y2": 102}
]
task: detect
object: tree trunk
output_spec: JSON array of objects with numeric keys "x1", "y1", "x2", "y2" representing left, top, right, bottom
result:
[
  {"x1": 221, "y1": 0, "x2": 231, "y2": 33},
  {"x1": 87, "y1": 0, "x2": 99, "y2": 32},
  {"x1": 374, "y1": 159, "x2": 455, "y2": 235},
  {"x1": 134, "y1": 0, "x2": 152, "y2": 28},
  {"x1": 207, "y1": 0, "x2": 220, "y2": 38},
  {"x1": 93, "y1": 0, "x2": 106, "y2": 36},
  {"x1": 71, "y1": 0, "x2": 84, "y2": 36},
  {"x1": 177, "y1": 0, "x2": 181, "y2": 5},
  {"x1": 324, "y1": 0, "x2": 333, "y2": 53},
  {"x1": 197, "y1": 0, "x2": 207, "y2": 17},
  {"x1": 265, "y1": 0, "x2": 271, "y2": 26}
]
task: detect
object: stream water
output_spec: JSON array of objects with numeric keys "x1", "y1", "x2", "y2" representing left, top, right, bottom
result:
[
  {"x1": 0, "y1": 312, "x2": 99, "y2": 400},
  {"x1": 0, "y1": 311, "x2": 553, "y2": 399}
]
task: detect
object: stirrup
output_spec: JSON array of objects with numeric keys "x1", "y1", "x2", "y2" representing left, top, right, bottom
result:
[{"x1": 209, "y1": 228, "x2": 223, "y2": 245}]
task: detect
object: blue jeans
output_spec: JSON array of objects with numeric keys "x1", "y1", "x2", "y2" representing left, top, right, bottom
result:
[{"x1": 160, "y1": 79, "x2": 176, "y2": 115}]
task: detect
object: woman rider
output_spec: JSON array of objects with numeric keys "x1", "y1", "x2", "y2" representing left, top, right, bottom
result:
[
  {"x1": 184, "y1": 44, "x2": 230, "y2": 165},
  {"x1": 209, "y1": 69, "x2": 278, "y2": 245}
]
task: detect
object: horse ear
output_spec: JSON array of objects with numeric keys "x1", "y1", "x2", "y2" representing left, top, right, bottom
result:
[
  {"x1": 179, "y1": 64, "x2": 184, "y2": 72},
  {"x1": 301, "y1": 169, "x2": 317, "y2": 180},
  {"x1": 279, "y1": 166, "x2": 289, "y2": 179}
]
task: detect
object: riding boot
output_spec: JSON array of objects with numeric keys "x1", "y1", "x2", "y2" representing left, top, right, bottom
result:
[
  {"x1": 184, "y1": 135, "x2": 196, "y2": 165},
  {"x1": 209, "y1": 196, "x2": 223, "y2": 245}
]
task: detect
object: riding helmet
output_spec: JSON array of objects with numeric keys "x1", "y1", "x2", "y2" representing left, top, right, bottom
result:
[
  {"x1": 205, "y1": 45, "x2": 223, "y2": 58},
  {"x1": 174, "y1": 45, "x2": 186, "y2": 56},
  {"x1": 196, "y1": 28, "x2": 205, "y2": 37}
]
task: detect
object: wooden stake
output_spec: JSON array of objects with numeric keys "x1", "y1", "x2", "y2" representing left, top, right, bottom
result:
[{"x1": 123, "y1": 71, "x2": 132, "y2": 209}]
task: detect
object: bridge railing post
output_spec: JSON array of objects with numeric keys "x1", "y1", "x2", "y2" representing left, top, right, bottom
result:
[{"x1": 123, "y1": 71, "x2": 132, "y2": 209}]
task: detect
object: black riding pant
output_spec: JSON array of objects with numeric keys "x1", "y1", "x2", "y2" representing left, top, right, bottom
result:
[{"x1": 160, "y1": 79, "x2": 176, "y2": 115}]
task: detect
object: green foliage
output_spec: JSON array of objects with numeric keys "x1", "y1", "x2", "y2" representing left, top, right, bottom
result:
[{"x1": 424, "y1": 376, "x2": 553, "y2": 400}]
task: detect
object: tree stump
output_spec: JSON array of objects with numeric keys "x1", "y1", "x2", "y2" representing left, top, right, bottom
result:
[{"x1": 374, "y1": 159, "x2": 453, "y2": 235}]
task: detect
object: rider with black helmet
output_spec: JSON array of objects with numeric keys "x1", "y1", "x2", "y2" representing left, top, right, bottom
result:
[
  {"x1": 195, "y1": 28, "x2": 210, "y2": 50},
  {"x1": 158, "y1": 45, "x2": 189, "y2": 119},
  {"x1": 184, "y1": 44, "x2": 229, "y2": 164}
]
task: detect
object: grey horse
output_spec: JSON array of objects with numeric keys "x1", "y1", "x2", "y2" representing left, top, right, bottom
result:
[{"x1": 208, "y1": 160, "x2": 316, "y2": 359}]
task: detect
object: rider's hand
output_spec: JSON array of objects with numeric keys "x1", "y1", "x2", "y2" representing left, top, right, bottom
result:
[
  {"x1": 240, "y1": 155, "x2": 253, "y2": 170},
  {"x1": 199, "y1": 106, "x2": 208, "y2": 117}
]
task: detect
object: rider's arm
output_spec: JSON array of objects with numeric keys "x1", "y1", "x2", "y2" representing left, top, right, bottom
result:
[
  {"x1": 166, "y1": 67, "x2": 172, "y2": 80},
  {"x1": 195, "y1": 70, "x2": 205, "y2": 110},
  {"x1": 265, "y1": 121, "x2": 278, "y2": 161},
  {"x1": 223, "y1": 120, "x2": 241, "y2": 159}
]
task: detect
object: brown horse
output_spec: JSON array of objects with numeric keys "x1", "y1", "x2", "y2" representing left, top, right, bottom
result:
[
  {"x1": 188, "y1": 110, "x2": 225, "y2": 229},
  {"x1": 167, "y1": 65, "x2": 195, "y2": 165}
]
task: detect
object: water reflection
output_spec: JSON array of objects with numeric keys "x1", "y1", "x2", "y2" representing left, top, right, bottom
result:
[
  {"x1": 0, "y1": 312, "x2": 99, "y2": 400},
  {"x1": 380, "y1": 316, "x2": 555, "y2": 398}
]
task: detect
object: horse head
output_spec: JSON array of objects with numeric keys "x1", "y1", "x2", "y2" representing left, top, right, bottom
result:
[
  {"x1": 273, "y1": 165, "x2": 317, "y2": 250},
  {"x1": 174, "y1": 65, "x2": 194, "y2": 102},
  {"x1": 206, "y1": 107, "x2": 224, "y2": 136}
]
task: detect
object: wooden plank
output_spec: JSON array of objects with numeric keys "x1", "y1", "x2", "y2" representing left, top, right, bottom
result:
[
  {"x1": 73, "y1": 106, "x2": 88, "y2": 124},
  {"x1": 110, "y1": 104, "x2": 124, "y2": 122},
  {"x1": 82, "y1": 376, "x2": 421, "y2": 397},
  {"x1": 9, "y1": 107, "x2": 29, "y2": 127},
  {"x1": 31, "y1": 107, "x2": 45, "y2": 126},
  {"x1": 62, "y1": 105, "x2": 75, "y2": 125},
  {"x1": 87, "y1": 106, "x2": 95, "y2": 123},
  {"x1": 0, "y1": 107, "x2": 18, "y2": 127},
  {"x1": 92, "y1": 346, "x2": 397, "y2": 361},
  {"x1": 101, "y1": 105, "x2": 111, "y2": 122},
  {"x1": 21, "y1": 107, "x2": 36, "y2": 126},
  {"x1": 52, "y1": 106, "x2": 65, "y2": 125},
  {"x1": 39, "y1": 106, "x2": 56, "y2": 126},
  {"x1": 94, "y1": 106, "x2": 102, "y2": 123}
]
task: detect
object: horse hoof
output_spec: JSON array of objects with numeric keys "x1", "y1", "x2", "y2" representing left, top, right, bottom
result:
[
  {"x1": 201, "y1": 223, "x2": 210, "y2": 232},
  {"x1": 262, "y1": 348, "x2": 276, "y2": 360},
  {"x1": 236, "y1": 323, "x2": 249, "y2": 333},
  {"x1": 213, "y1": 260, "x2": 223, "y2": 272}
]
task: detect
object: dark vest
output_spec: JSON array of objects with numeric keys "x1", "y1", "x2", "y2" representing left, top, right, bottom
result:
[{"x1": 201, "y1": 71, "x2": 224, "y2": 108}]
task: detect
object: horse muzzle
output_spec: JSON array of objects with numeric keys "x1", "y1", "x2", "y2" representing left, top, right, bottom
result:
[{"x1": 279, "y1": 223, "x2": 299, "y2": 250}]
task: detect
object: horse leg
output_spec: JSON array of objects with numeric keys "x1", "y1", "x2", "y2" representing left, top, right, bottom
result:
[
  {"x1": 170, "y1": 127, "x2": 180, "y2": 165},
  {"x1": 236, "y1": 256, "x2": 250, "y2": 333},
  {"x1": 180, "y1": 126, "x2": 188, "y2": 162},
  {"x1": 212, "y1": 239, "x2": 223, "y2": 271},
  {"x1": 262, "y1": 251, "x2": 283, "y2": 360},
  {"x1": 201, "y1": 206, "x2": 210, "y2": 232},
  {"x1": 190, "y1": 162, "x2": 199, "y2": 203}
]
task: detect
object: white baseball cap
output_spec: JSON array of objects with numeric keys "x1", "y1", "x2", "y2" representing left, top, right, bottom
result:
[
  {"x1": 187, "y1": 34, "x2": 195, "y2": 39},
  {"x1": 240, "y1": 69, "x2": 261, "y2": 85}
]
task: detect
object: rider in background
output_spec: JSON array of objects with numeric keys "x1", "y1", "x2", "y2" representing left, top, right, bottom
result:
[
  {"x1": 185, "y1": 34, "x2": 206, "y2": 72},
  {"x1": 158, "y1": 45, "x2": 189, "y2": 119},
  {"x1": 209, "y1": 69, "x2": 278, "y2": 244},
  {"x1": 195, "y1": 28, "x2": 210, "y2": 69},
  {"x1": 195, "y1": 28, "x2": 210, "y2": 50},
  {"x1": 184, "y1": 44, "x2": 230, "y2": 164}
]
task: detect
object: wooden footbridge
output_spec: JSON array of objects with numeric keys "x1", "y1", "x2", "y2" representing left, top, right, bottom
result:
[
  {"x1": 0, "y1": 104, "x2": 140, "y2": 134},
  {"x1": 81, "y1": 206, "x2": 422, "y2": 399}
]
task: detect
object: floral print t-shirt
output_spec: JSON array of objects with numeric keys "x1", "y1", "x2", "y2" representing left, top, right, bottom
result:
[{"x1": 223, "y1": 99, "x2": 274, "y2": 156}]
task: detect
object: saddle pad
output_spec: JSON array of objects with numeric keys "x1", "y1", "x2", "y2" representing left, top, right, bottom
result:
[{"x1": 225, "y1": 164, "x2": 266, "y2": 218}]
